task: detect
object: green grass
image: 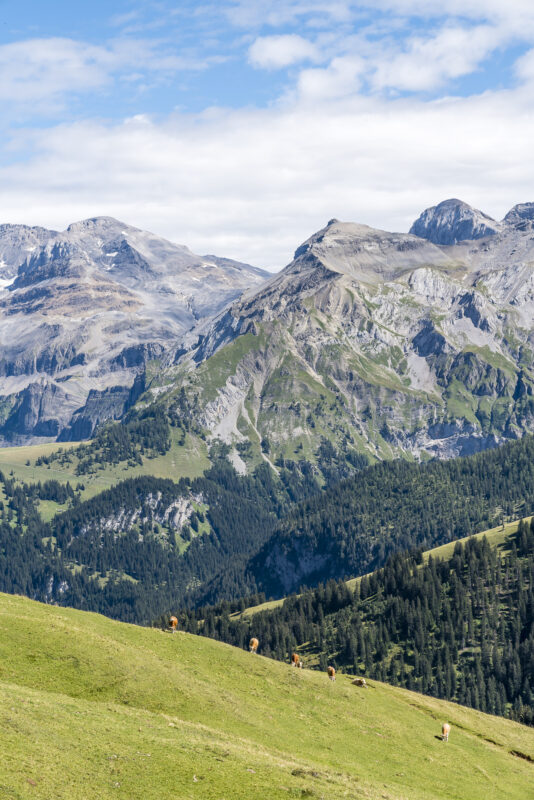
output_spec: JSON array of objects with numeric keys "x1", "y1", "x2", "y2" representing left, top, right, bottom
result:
[
  {"x1": 444, "y1": 379, "x2": 479, "y2": 425},
  {"x1": 461, "y1": 345, "x2": 517, "y2": 376},
  {"x1": 196, "y1": 331, "x2": 267, "y2": 401},
  {"x1": 0, "y1": 429, "x2": 210, "y2": 506},
  {"x1": 1, "y1": 592, "x2": 533, "y2": 800},
  {"x1": 420, "y1": 517, "x2": 529, "y2": 564}
]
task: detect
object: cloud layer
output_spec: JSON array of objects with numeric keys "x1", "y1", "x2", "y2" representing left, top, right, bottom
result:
[
  {"x1": 2, "y1": 85, "x2": 532, "y2": 269},
  {"x1": 0, "y1": 1, "x2": 533, "y2": 268}
]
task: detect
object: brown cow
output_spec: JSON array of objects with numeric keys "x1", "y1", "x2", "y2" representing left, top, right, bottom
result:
[
  {"x1": 291, "y1": 653, "x2": 300, "y2": 667},
  {"x1": 169, "y1": 615, "x2": 178, "y2": 633},
  {"x1": 352, "y1": 677, "x2": 367, "y2": 688},
  {"x1": 442, "y1": 723, "x2": 451, "y2": 742},
  {"x1": 249, "y1": 637, "x2": 259, "y2": 653},
  {"x1": 327, "y1": 666, "x2": 336, "y2": 682}
]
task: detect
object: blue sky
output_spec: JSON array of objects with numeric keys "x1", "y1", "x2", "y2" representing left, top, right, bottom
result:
[{"x1": 1, "y1": 1, "x2": 533, "y2": 267}]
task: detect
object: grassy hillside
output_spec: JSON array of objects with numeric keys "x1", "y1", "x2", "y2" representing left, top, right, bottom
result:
[
  {"x1": 0, "y1": 427, "x2": 209, "y2": 504},
  {"x1": 196, "y1": 518, "x2": 534, "y2": 729},
  {"x1": 1, "y1": 592, "x2": 534, "y2": 800}
]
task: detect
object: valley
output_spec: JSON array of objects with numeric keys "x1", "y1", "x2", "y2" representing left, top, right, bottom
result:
[{"x1": 2, "y1": 199, "x2": 534, "y2": 768}]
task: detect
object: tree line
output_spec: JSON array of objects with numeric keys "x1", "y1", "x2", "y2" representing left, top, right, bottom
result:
[{"x1": 176, "y1": 522, "x2": 534, "y2": 726}]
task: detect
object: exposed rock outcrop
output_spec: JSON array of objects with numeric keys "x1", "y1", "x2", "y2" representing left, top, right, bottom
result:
[
  {"x1": 0, "y1": 217, "x2": 268, "y2": 443},
  {"x1": 410, "y1": 198, "x2": 502, "y2": 245},
  {"x1": 159, "y1": 200, "x2": 534, "y2": 463}
]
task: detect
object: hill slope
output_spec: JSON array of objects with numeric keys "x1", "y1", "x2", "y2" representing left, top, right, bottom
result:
[
  {"x1": 187, "y1": 518, "x2": 534, "y2": 727},
  {"x1": 1, "y1": 592, "x2": 534, "y2": 800}
]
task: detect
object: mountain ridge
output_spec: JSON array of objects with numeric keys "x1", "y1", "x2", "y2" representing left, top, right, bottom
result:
[
  {"x1": 150, "y1": 197, "x2": 534, "y2": 468},
  {"x1": 0, "y1": 216, "x2": 269, "y2": 444},
  {"x1": 3, "y1": 199, "x2": 534, "y2": 467}
]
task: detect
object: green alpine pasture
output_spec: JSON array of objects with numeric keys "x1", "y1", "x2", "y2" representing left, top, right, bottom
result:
[
  {"x1": 0, "y1": 427, "x2": 209, "y2": 505},
  {"x1": 1, "y1": 592, "x2": 534, "y2": 800}
]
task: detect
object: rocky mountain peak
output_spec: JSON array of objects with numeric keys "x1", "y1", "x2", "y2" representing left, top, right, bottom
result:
[
  {"x1": 0, "y1": 215, "x2": 269, "y2": 444},
  {"x1": 410, "y1": 198, "x2": 501, "y2": 245},
  {"x1": 503, "y1": 203, "x2": 534, "y2": 229},
  {"x1": 0, "y1": 223, "x2": 57, "y2": 279},
  {"x1": 291, "y1": 218, "x2": 454, "y2": 283},
  {"x1": 66, "y1": 215, "x2": 125, "y2": 233}
]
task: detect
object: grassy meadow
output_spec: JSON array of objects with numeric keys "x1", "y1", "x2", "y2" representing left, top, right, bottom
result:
[
  {"x1": 0, "y1": 428, "x2": 210, "y2": 506},
  {"x1": 1, "y1": 591, "x2": 534, "y2": 800}
]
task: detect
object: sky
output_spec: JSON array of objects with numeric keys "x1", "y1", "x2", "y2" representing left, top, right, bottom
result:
[{"x1": 0, "y1": 1, "x2": 533, "y2": 269}]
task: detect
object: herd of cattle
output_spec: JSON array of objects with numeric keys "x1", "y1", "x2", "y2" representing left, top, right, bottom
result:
[{"x1": 169, "y1": 620, "x2": 451, "y2": 741}]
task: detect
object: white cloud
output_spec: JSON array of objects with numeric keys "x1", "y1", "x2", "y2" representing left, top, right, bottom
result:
[
  {"x1": 371, "y1": 25, "x2": 501, "y2": 91},
  {"x1": 1, "y1": 84, "x2": 533, "y2": 270},
  {"x1": 515, "y1": 48, "x2": 534, "y2": 82},
  {"x1": 226, "y1": 0, "x2": 534, "y2": 34},
  {"x1": 249, "y1": 34, "x2": 319, "y2": 69},
  {"x1": 0, "y1": 39, "x2": 111, "y2": 104},
  {"x1": 297, "y1": 56, "x2": 365, "y2": 99},
  {"x1": 0, "y1": 36, "x2": 218, "y2": 111}
]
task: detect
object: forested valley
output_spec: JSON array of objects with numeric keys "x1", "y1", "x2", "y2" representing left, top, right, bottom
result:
[
  {"x1": 176, "y1": 521, "x2": 534, "y2": 727},
  {"x1": 4, "y1": 433, "x2": 534, "y2": 626},
  {"x1": 250, "y1": 435, "x2": 534, "y2": 596}
]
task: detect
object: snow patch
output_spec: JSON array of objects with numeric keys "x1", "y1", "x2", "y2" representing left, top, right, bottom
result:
[{"x1": 0, "y1": 276, "x2": 15, "y2": 290}]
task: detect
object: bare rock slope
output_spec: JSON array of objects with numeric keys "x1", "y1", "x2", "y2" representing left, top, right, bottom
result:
[
  {"x1": 156, "y1": 199, "x2": 534, "y2": 464},
  {"x1": 0, "y1": 217, "x2": 268, "y2": 443}
]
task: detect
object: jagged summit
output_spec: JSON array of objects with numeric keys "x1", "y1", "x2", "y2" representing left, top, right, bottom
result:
[
  {"x1": 410, "y1": 198, "x2": 502, "y2": 245},
  {"x1": 0, "y1": 217, "x2": 269, "y2": 444},
  {"x1": 66, "y1": 215, "x2": 124, "y2": 231},
  {"x1": 503, "y1": 202, "x2": 534, "y2": 228}
]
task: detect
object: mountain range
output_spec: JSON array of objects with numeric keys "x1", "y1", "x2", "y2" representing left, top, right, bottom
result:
[
  {"x1": 155, "y1": 197, "x2": 534, "y2": 468},
  {"x1": 2, "y1": 198, "x2": 534, "y2": 468},
  {"x1": 0, "y1": 217, "x2": 267, "y2": 443}
]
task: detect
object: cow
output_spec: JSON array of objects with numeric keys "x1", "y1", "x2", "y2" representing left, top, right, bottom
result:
[
  {"x1": 352, "y1": 677, "x2": 367, "y2": 688},
  {"x1": 327, "y1": 666, "x2": 336, "y2": 681},
  {"x1": 169, "y1": 615, "x2": 178, "y2": 633},
  {"x1": 249, "y1": 637, "x2": 259, "y2": 653},
  {"x1": 297, "y1": 660, "x2": 303, "y2": 669},
  {"x1": 442, "y1": 723, "x2": 451, "y2": 742},
  {"x1": 291, "y1": 653, "x2": 300, "y2": 667}
]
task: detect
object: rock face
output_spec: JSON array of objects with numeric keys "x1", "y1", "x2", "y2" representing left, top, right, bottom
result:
[
  {"x1": 0, "y1": 217, "x2": 268, "y2": 443},
  {"x1": 409, "y1": 198, "x2": 502, "y2": 245},
  {"x1": 5, "y1": 199, "x2": 534, "y2": 461},
  {"x1": 503, "y1": 203, "x2": 534, "y2": 229},
  {"x1": 156, "y1": 200, "x2": 534, "y2": 464}
]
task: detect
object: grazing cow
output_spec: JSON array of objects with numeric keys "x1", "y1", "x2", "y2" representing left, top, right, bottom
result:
[
  {"x1": 249, "y1": 637, "x2": 259, "y2": 653},
  {"x1": 169, "y1": 615, "x2": 178, "y2": 633},
  {"x1": 291, "y1": 653, "x2": 300, "y2": 667},
  {"x1": 442, "y1": 723, "x2": 451, "y2": 742},
  {"x1": 352, "y1": 677, "x2": 367, "y2": 688},
  {"x1": 327, "y1": 666, "x2": 336, "y2": 682}
]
